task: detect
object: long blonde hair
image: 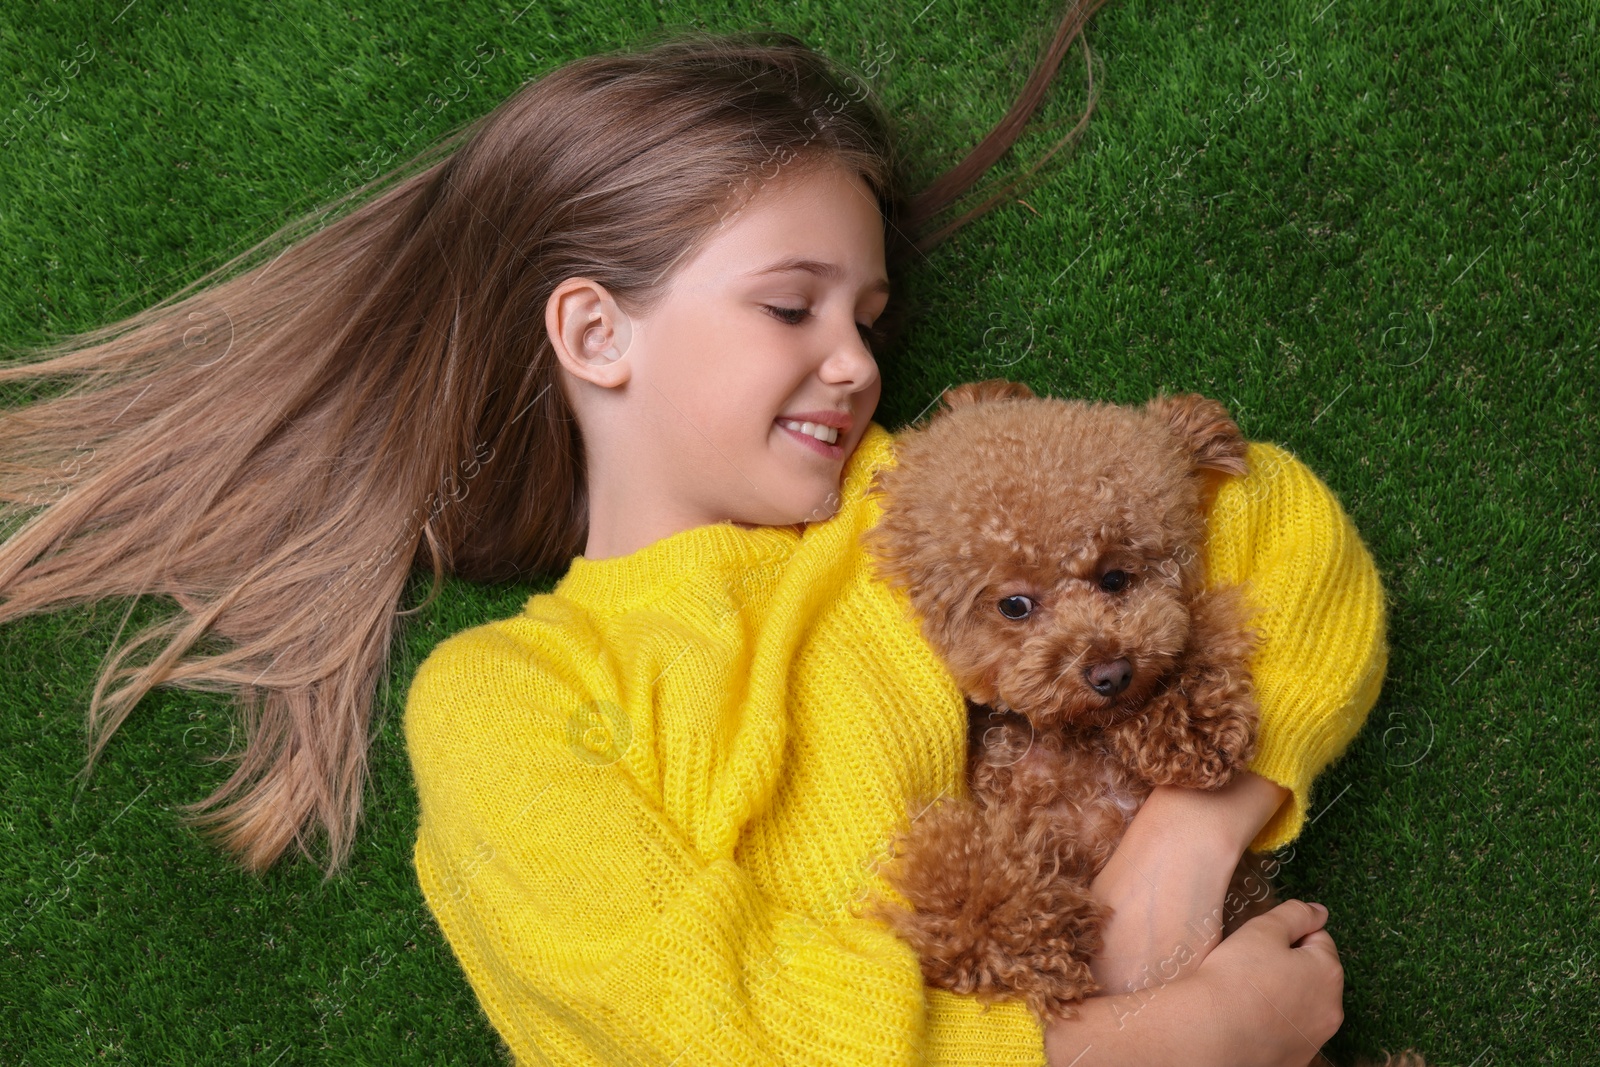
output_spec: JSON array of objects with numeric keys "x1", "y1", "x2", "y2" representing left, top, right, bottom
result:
[{"x1": 0, "y1": 7, "x2": 1108, "y2": 880}]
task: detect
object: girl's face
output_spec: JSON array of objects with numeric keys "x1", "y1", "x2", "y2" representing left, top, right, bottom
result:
[{"x1": 564, "y1": 160, "x2": 888, "y2": 553}]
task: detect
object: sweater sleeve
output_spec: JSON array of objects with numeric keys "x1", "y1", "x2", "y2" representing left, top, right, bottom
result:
[
  {"x1": 404, "y1": 622, "x2": 937, "y2": 1067},
  {"x1": 1202, "y1": 441, "x2": 1391, "y2": 852}
]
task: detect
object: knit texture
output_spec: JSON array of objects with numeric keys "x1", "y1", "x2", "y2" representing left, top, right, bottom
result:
[{"x1": 403, "y1": 420, "x2": 1389, "y2": 1066}]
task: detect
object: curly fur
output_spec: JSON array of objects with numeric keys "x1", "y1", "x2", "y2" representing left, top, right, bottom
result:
[{"x1": 858, "y1": 381, "x2": 1424, "y2": 1066}]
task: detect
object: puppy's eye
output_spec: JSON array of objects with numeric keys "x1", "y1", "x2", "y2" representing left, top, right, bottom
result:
[
  {"x1": 1099, "y1": 570, "x2": 1130, "y2": 593},
  {"x1": 997, "y1": 595, "x2": 1035, "y2": 620}
]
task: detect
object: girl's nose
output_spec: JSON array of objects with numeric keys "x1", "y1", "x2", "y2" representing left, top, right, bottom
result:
[{"x1": 820, "y1": 319, "x2": 878, "y2": 387}]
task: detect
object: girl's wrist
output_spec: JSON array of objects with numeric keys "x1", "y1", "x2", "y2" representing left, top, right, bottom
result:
[
  {"x1": 1043, "y1": 971, "x2": 1228, "y2": 1067},
  {"x1": 1135, "y1": 771, "x2": 1291, "y2": 858}
]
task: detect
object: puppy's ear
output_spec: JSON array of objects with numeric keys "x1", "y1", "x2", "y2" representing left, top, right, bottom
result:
[
  {"x1": 938, "y1": 378, "x2": 1037, "y2": 413},
  {"x1": 1145, "y1": 392, "x2": 1248, "y2": 476}
]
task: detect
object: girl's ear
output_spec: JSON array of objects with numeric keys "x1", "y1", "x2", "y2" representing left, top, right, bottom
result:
[
  {"x1": 1144, "y1": 391, "x2": 1249, "y2": 476},
  {"x1": 546, "y1": 277, "x2": 633, "y2": 387},
  {"x1": 937, "y1": 378, "x2": 1037, "y2": 413}
]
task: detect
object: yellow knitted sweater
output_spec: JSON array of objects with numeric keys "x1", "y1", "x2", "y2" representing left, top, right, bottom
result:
[{"x1": 403, "y1": 420, "x2": 1389, "y2": 1066}]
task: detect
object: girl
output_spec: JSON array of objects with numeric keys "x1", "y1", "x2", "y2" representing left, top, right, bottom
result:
[{"x1": 0, "y1": 12, "x2": 1382, "y2": 1067}]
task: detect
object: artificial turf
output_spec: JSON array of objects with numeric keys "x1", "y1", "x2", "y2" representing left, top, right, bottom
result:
[{"x1": 1, "y1": 0, "x2": 1595, "y2": 1063}]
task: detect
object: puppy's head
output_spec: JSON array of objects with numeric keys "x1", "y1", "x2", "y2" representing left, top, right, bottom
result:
[{"x1": 865, "y1": 380, "x2": 1247, "y2": 730}]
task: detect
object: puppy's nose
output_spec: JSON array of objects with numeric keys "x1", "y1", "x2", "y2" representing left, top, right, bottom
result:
[{"x1": 1084, "y1": 658, "x2": 1132, "y2": 697}]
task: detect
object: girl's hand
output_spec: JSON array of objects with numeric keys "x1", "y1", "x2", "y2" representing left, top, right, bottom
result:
[
  {"x1": 1042, "y1": 879, "x2": 1340, "y2": 1067},
  {"x1": 1088, "y1": 772, "x2": 1291, "y2": 994},
  {"x1": 1192, "y1": 898, "x2": 1345, "y2": 1067}
]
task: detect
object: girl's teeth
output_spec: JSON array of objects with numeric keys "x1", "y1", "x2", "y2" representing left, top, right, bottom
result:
[{"x1": 780, "y1": 419, "x2": 839, "y2": 445}]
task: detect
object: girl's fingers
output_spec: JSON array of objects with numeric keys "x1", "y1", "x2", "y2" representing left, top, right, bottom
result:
[
  {"x1": 1264, "y1": 899, "x2": 1329, "y2": 945},
  {"x1": 1290, "y1": 928, "x2": 1336, "y2": 953}
]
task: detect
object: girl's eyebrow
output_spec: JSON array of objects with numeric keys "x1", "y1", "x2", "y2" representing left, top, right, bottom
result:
[{"x1": 745, "y1": 256, "x2": 891, "y2": 297}]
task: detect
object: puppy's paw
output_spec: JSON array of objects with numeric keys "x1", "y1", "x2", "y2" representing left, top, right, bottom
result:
[
  {"x1": 1107, "y1": 583, "x2": 1262, "y2": 789},
  {"x1": 991, "y1": 940, "x2": 1103, "y2": 1025},
  {"x1": 862, "y1": 797, "x2": 1107, "y2": 1015},
  {"x1": 1105, "y1": 696, "x2": 1257, "y2": 790},
  {"x1": 900, "y1": 892, "x2": 1105, "y2": 1025}
]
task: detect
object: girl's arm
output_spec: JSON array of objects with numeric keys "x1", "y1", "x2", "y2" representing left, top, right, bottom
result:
[
  {"x1": 405, "y1": 619, "x2": 951, "y2": 1067},
  {"x1": 1087, "y1": 772, "x2": 1289, "y2": 993},
  {"x1": 1088, "y1": 440, "x2": 1389, "y2": 994}
]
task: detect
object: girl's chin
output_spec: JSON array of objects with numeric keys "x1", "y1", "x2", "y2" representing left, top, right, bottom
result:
[
  {"x1": 755, "y1": 491, "x2": 841, "y2": 530},
  {"x1": 796, "y1": 487, "x2": 845, "y2": 525}
]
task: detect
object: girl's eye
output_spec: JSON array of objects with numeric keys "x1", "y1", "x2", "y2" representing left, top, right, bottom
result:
[
  {"x1": 997, "y1": 595, "x2": 1035, "y2": 620},
  {"x1": 763, "y1": 305, "x2": 886, "y2": 348},
  {"x1": 764, "y1": 305, "x2": 810, "y2": 325},
  {"x1": 1100, "y1": 570, "x2": 1130, "y2": 593}
]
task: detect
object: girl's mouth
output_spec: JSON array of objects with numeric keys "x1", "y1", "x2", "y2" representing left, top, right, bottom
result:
[{"x1": 776, "y1": 418, "x2": 845, "y2": 460}]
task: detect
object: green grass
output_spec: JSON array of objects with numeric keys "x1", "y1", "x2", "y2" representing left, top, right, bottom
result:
[{"x1": 1, "y1": 0, "x2": 1594, "y2": 1063}]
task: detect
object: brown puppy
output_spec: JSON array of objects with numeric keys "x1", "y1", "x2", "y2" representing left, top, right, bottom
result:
[
  {"x1": 859, "y1": 380, "x2": 1427, "y2": 1067},
  {"x1": 860, "y1": 379, "x2": 1272, "y2": 1023}
]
